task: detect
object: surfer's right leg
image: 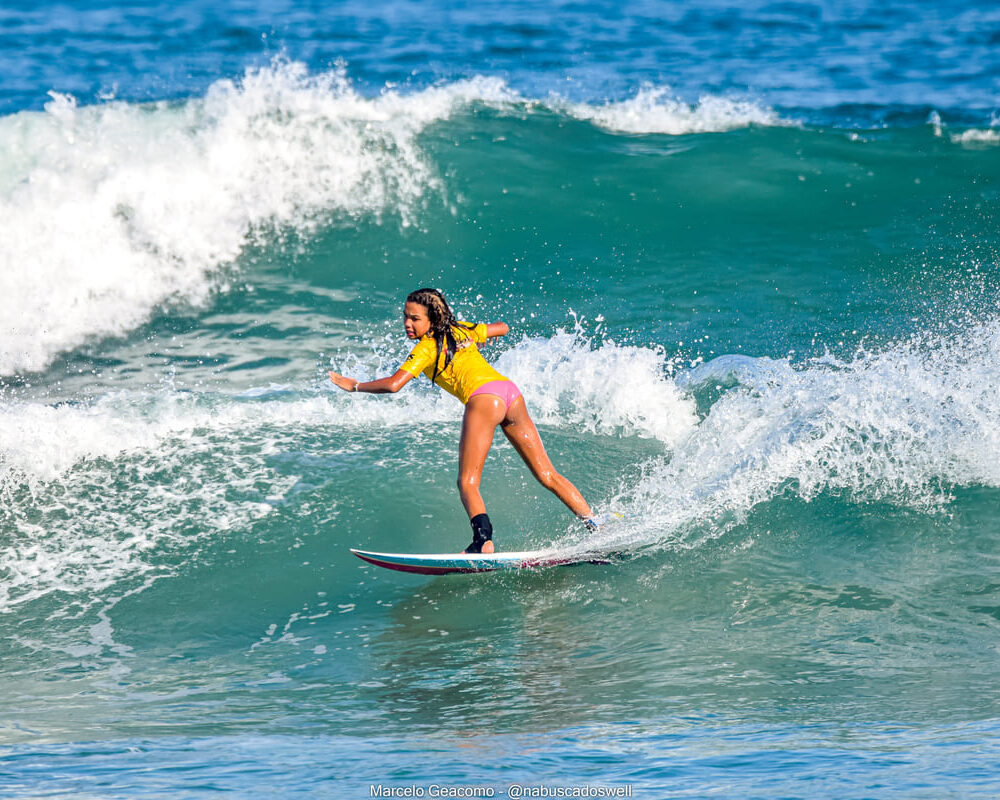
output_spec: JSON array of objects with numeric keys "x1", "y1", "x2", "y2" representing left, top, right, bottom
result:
[{"x1": 500, "y1": 397, "x2": 593, "y2": 520}]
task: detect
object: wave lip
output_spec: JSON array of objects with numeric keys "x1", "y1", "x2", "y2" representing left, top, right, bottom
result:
[
  {"x1": 0, "y1": 59, "x2": 505, "y2": 377},
  {"x1": 565, "y1": 85, "x2": 786, "y2": 135},
  {"x1": 929, "y1": 110, "x2": 1000, "y2": 145},
  {"x1": 950, "y1": 128, "x2": 1000, "y2": 145}
]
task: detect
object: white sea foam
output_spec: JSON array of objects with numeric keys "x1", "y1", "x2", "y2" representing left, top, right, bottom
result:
[
  {"x1": 566, "y1": 85, "x2": 784, "y2": 135},
  {"x1": 585, "y1": 320, "x2": 1000, "y2": 555},
  {"x1": 0, "y1": 391, "x2": 434, "y2": 496},
  {"x1": 0, "y1": 389, "x2": 353, "y2": 612}
]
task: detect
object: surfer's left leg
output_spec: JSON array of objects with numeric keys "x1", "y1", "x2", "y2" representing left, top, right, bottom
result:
[
  {"x1": 500, "y1": 396, "x2": 593, "y2": 520},
  {"x1": 458, "y1": 393, "x2": 507, "y2": 553}
]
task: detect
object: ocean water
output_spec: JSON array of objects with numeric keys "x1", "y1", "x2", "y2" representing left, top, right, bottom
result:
[{"x1": 2, "y1": 1, "x2": 1000, "y2": 797}]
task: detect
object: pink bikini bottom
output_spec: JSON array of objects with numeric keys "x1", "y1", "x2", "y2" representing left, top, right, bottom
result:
[{"x1": 469, "y1": 379, "x2": 522, "y2": 410}]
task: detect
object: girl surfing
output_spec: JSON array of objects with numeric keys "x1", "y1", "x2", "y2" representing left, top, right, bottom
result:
[{"x1": 329, "y1": 288, "x2": 596, "y2": 554}]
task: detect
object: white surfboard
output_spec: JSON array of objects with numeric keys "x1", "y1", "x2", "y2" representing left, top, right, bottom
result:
[{"x1": 350, "y1": 547, "x2": 619, "y2": 575}]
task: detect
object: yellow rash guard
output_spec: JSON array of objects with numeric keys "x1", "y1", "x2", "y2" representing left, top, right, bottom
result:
[{"x1": 399, "y1": 322, "x2": 508, "y2": 404}]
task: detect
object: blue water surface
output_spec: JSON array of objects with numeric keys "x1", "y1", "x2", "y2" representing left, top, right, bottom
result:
[{"x1": 3, "y1": 0, "x2": 1000, "y2": 118}]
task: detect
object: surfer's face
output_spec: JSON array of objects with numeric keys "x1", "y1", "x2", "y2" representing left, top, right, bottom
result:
[{"x1": 403, "y1": 302, "x2": 431, "y2": 339}]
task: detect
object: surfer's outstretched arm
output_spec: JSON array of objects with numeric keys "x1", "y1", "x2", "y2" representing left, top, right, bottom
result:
[{"x1": 329, "y1": 369, "x2": 414, "y2": 394}]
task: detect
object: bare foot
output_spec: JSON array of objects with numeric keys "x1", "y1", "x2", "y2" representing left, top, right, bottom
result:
[{"x1": 481, "y1": 540, "x2": 495, "y2": 554}]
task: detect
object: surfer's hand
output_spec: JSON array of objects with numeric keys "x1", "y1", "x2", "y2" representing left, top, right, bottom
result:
[{"x1": 329, "y1": 371, "x2": 358, "y2": 392}]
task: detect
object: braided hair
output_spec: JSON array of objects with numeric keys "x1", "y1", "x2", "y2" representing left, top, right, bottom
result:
[{"x1": 406, "y1": 288, "x2": 475, "y2": 384}]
